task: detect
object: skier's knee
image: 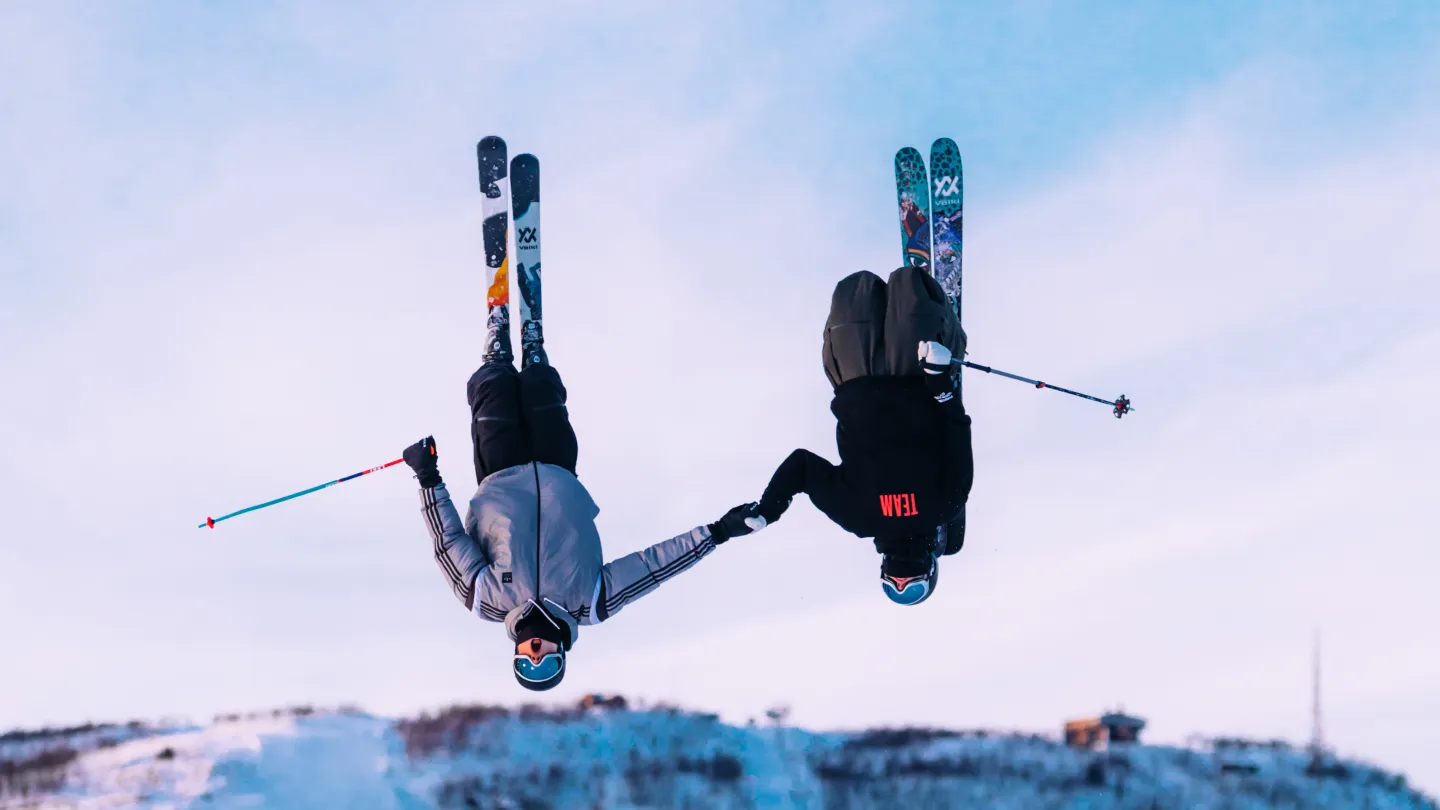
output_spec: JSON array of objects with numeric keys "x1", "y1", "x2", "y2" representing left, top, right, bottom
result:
[
  {"x1": 467, "y1": 362, "x2": 520, "y2": 412},
  {"x1": 519, "y1": 363, "x2": 567, "y2": 407},
  {"x1": 838, "y1": 269, "x2": 884, "y2": 285},
  {"x1": 832, "y1": 270, "x2": 886, "y2": 303}
]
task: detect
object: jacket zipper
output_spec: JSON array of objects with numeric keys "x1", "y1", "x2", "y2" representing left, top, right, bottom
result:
[{"x1": 533, "y1": 461, "x2": 542, "y2": 612}]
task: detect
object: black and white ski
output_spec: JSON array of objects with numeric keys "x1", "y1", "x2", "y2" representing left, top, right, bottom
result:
[
  {"x1": 510, "y1": 153, "x2": 544, "y2": 367},
  {"x1": 478, "y1": 136, "x2": 512, "y2": 362}
]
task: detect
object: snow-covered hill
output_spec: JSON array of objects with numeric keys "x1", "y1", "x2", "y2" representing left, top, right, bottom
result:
[{"x1": 2, "y1": 703, "x2": 1433, "y2": 809}]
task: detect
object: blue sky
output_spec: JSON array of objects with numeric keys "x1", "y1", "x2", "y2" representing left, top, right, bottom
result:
[{"x1": 3, "y1": 0, "x2": 1439, "y2": 796}]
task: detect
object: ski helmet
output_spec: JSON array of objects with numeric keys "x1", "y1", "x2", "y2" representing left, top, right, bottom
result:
[
  {"x1": 880, "y1": 551, "x2": 940, "y2": 606},
  {"x1": 512, "y1": 603, "x2": 570, "y2": 691}
]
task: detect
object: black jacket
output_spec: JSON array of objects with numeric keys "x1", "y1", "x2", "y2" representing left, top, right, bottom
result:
[{"x1": 760, "y1": 372, "x2": 973, "y2": 544}]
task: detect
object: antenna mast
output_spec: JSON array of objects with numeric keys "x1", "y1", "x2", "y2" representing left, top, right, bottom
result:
[{"x1": 1310, "y1": 630, "x2": 1324, "y2": 754}]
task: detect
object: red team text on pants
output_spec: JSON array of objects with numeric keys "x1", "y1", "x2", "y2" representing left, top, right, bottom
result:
[{"x1": 879, "y1": 493, "x2": 918, "y2": 517}]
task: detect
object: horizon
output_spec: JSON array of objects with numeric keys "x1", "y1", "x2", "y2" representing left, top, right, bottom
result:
[
  {"x1": 6, "y1": 703, "x2": 1427, "y2": 810},
  {"x1": 0, "y1": 690, "x2": 1362, "y2": 760},
  {"x1": 3, "y1": 0, "x2": 1438, "y2": 798}
]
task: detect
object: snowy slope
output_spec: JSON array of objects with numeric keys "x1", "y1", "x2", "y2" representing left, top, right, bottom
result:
[{"x1": 1, "y1": 705, "x2": 1433, "y2": 810}]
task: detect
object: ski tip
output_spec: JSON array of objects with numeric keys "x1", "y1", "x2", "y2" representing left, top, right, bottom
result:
[
  {"x1": 511, "y1": 153, "x2": 540, "y2": 183},
  {"x1": 478, "y1": 137, "x2": 510, "y2": 192}
]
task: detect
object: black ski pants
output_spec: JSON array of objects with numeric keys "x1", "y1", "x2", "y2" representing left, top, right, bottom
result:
[
  {"x1": 822, "y1": 266, "x2": 966, "y2": 389},
  {"x1": 466, "y1": 360, "x2": 579, "y2": 485}
]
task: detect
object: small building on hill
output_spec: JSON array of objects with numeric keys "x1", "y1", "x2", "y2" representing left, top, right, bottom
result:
[
  {"x1": 1065, "y1": 718, "x2": 1104, "y2": 749},
  {"x1": 579, "y1": 694, "x2": 628, "y2": 712},
  {"x1": 1101, "y1": 712, "x2": 1146, "y2": 743},
  {"x1": 1064, "y1": 710, "x2": 1147, "y2": 750}
]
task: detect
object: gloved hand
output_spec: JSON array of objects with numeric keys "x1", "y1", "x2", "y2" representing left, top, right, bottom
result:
[
  {"x1": 403, "y1": 436, "x2": 442, "y2": 489},
  {"x1": 708, "y1": 502, "x2": 768, "y2": 544},
  {"x1": 919, "y1": 341, "x2": 959, "y2": 403},
  {"x1": 918, "y1": 340, "x2": 953, "y2": 374}
]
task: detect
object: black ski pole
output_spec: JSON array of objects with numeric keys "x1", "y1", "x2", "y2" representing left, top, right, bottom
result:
[{"x1": 957, "y1": 360, "x2": 1134, "y2": 419}]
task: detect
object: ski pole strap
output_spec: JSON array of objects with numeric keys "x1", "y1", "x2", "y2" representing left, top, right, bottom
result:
[{"x1": 959, "y1": 361, "x2": 1133, "y2": 419}]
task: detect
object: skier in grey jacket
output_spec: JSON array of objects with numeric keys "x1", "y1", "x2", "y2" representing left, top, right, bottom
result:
[{"x1": 402, "y1": 348, "x2": 765, "y2": 692}]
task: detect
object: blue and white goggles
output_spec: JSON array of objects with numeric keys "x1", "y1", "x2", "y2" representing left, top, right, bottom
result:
[
  {"x1": 514, "y1": 638, "x2": 565, "y2": 683},
  {"x1": 881, "y1": 572, "x2": 933, "y2": 605},
  {"x1": 512, "y1": 599, "x2": 568, "y2": 684}
]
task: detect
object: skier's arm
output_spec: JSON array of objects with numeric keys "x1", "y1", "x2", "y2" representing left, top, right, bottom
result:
[
  {"x1": 759, "y1": 449, "x2": 858, "y2": 533},
  {"x1": 934, "y1": 400, "x2": 974, "y2": 498},
  {"x1": 923, "y1": 359, "x2": 975, "y2": 497},
  {"x1": 585, "y1": 504, "x2": 764, "y2": 624},
  {"x1": 404, "y1": 439, "x2": 489, "y2": 611},
  {"x1": 587, "y1": 526, "x2": 718, "y2": 624},
  {"x1": 419, "y1": 483, "x2": 491, "y2": 611}
]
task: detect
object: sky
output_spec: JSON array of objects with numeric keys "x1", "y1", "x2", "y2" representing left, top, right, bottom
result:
[{"x1": 3, "y1": 0, "x2": 1439, "y2": 795}]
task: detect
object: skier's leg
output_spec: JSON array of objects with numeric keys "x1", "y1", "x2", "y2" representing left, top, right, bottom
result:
[
  {"x1": 466, "y1": 360, "x2": 530, "y2": 485},
  {"x1": 518, "y1": 362, "x2": 578, "y2": 474},
  {"x1": 822, "y1": 270, "x2": 888, "y2": 389},
  {"x1": 883, "y1": 265, "x2": 965, "y2": 377}
]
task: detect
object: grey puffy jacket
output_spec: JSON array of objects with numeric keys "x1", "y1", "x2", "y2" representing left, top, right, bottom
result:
[{"x1": 418, "y1": 461, "x2": 718, "y2": 646}]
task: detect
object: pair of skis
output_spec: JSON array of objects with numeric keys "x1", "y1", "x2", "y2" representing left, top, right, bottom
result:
[
  {"x1": 478, "y1": 135, "x2": 545, "y2": 367},
  {"x1": 892, "y1": 139, "x2": 1133, "y2": 419},
  {"x1": 895, "y1": 138, "x2": 966, "y2": 397},
  {"x1": 894, "y1": 137, "x2": 964, "y2": 318}
]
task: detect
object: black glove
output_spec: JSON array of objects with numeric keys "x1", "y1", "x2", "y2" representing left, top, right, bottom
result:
[
  {"x1": 708, "y1": 502, "x2": 767, "y2": 545},
  {"x1": 403, "y1": 436, "x2": 442, "y2": 489}
]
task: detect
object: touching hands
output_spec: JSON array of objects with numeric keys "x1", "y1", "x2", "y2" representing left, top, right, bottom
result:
[{"x1": 709, "y1": 502, "x2": 769, "y2": 544}]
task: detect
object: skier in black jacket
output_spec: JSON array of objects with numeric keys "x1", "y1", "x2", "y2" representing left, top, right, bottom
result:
[{"x1": 757, "y1": 265, "x2": 973, "y2": 606}]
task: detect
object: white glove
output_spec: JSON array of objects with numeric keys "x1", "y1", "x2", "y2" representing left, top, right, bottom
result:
[
  {"x1": 743, "y1": 515, "x2": 768, "y2": 532},
  {"x1": 918, "y1": 341, "x2": 952, "y2": 374}
]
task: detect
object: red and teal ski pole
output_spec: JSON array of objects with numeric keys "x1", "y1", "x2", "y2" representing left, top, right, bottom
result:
[
  {"x1": 958, "y1": 359, "x2": 1134, "y2": 419},
  {"x1": 198, "y1": 457, "x2": 405, "y2": 529}
]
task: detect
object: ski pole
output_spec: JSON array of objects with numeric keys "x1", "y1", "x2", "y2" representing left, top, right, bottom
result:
[
  {"x1": 198, "y1": 457, "x2": 406, "y2": 529},
  {"x1": 958, "y1": 360, "x2": 1134, "y2": 419}
]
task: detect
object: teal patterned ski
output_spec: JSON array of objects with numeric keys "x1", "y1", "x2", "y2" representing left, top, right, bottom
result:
[
  {"x1": 894, "y1": 147, "x2": 932, "y2": 268},
  {"x1": 928, "y1": 138, "x2": 963, "y2": 318}
]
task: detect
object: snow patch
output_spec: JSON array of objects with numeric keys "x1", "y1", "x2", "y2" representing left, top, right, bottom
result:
[{"x1": 1, "y1": 708, "x2": 1432, "y2": 810}]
